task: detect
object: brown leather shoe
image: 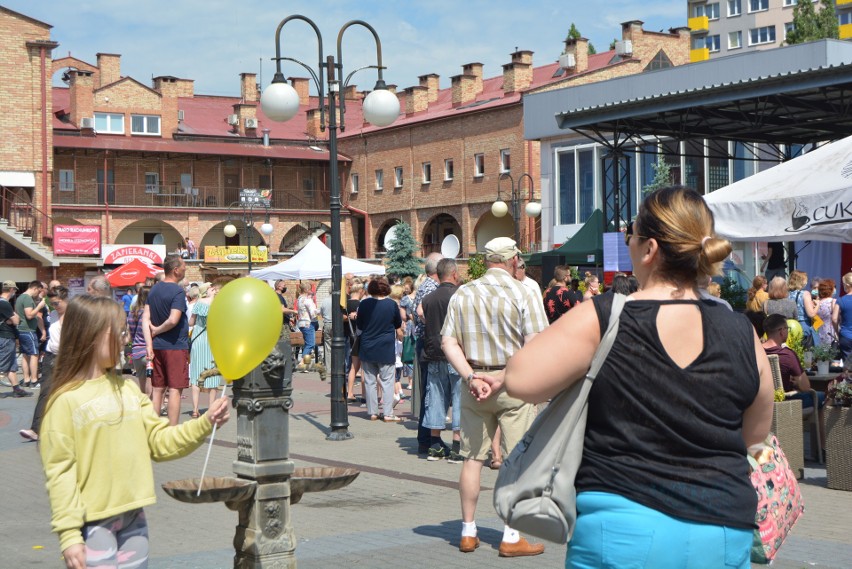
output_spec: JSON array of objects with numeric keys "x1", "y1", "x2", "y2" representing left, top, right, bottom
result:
[
  {"x1": 459, "y1": 536, "x2": 480, "y2": 553},
  {"x1": 498, "y1": 537, "x2": 545, "y2": 557}
]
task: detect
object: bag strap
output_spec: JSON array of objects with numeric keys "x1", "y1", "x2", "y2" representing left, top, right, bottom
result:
[{"x1": 543, "y1": 293, "x2": 627, "y2": 491}]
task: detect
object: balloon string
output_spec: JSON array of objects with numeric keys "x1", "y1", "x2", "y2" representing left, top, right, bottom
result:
[{"x1": 197, "y1": 381, "x2": 230, "y2": 497}]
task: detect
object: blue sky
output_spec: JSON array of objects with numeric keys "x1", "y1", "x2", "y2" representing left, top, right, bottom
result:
[{"x1": 7, "y1": 1, "x2": 684, "y2": 96}]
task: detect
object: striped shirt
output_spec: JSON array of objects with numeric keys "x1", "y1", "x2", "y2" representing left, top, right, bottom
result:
[{"x1": 442, "y1": 267, "x2": 548, "y2": 367}]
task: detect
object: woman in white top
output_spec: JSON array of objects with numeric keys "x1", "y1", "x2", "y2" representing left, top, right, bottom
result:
[{"x1": 296, "y1": 282, "x2": 319, "y2": 369}]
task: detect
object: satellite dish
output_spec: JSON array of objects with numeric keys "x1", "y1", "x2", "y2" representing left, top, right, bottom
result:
[
  {"x1": 152, "y1": 233, "x2": 165, "y2": 245},
  {"x1": 440, "y1": 234, "x2": 460, "y2": 259},
  {"x1": 383, "y1": 225, "x2": 398, "y2": 251}
]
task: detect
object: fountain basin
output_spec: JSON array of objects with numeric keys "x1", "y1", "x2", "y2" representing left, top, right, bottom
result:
[
  {"x1": 162, "y1": 467, "x2": 359, "y2": 506},
  {"x1": 162, "y1": 477, "x2": 257, "y2": 505},
  {"x1": 290, "y1": 467, "x2": 360, "y2": 504}
]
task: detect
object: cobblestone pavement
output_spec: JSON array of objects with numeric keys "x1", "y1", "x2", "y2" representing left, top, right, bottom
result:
[{"x1": 1, "y1": 374, "x2": 850, "y2": 569}]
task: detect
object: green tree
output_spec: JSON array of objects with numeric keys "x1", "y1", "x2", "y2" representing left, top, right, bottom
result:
[
  {"x1": 466, "y1": 253, "x2": 486, "y2": 281},
  {"x1": 565, "y1": 23, "x2": 582, "y2": 42},
  {"x1": 384, "y1": 221, "x2": 422, "y2": 278},
  {"x1": 588, "y1": 42, "x2": 597, "y2": 55},
  {"x1": 642, "y1": 156, "x2": 672, "y2": 196},
  {"x1": 786, "y1": 0, "x2": 838, "y2": 44}
]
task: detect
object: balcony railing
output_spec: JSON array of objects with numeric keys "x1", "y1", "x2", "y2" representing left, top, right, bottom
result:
[
  {"x1": 51, "y1": 183, "x2": 330, "y2": 211},
  {"x1": 688, "y1": 16, "x2": 709, "y2": 33}
]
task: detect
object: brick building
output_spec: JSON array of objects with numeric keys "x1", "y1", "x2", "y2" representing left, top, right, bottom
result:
[{"x1": 0, "y1": 6, "x2": 688, "y2": 284}]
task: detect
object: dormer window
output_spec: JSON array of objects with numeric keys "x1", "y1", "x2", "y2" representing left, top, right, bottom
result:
[
  {"x1": 131, "y1": 115, "x2": 161, "y2": 136},
  {"x1": 94, "y1": 112, "x2": 124, "y2": 134}
]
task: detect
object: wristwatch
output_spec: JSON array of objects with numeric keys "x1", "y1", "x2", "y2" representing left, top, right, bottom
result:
[{"x1": 466, "y1": 372, "x2": 475, "y2": 382}]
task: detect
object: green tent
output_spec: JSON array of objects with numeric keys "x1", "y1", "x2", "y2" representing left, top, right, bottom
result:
[{"x1": 526, "y1": 209, "x2": 604, "y2": 266}]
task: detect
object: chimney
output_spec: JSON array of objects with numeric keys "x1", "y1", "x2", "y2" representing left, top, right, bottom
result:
[
  {"x1": 306, "y1": 108, "x2": 322, "y2": 139},
  {"x1": 385, "y1": 84, "x2": 398, "y2": 94},
  {"x1": 621, "y1": 20, "x2": 645, "y2": 44},
  {"x1": 405, "y1": 85, "x2": 429, "y2": 114},
  {"x1": 241, "y1": 72, "x2": 258, "y2": 102},
  {"x1": 153, "y1": 77, "x2": 180, "y2": 139},
  {"x1": 344, "y1": 85, "x2": 361, "y2": 100},
  {"x1": 461, "y1": 62, "x2": 484, "y2": 95},
  {"x1": 511, "y1": 50, "x2": 533, "y2": 65},
  {"x1": 418, "y1": 73, "x2": 440, "y2": 102},
  {"x1": 175, "y1": 78, "x2": 194, "y2": 97},
  {"x1": 395, "y1": 90, "x2": 407, "y2": 114},
  {"x1": 503, "y1": 48, "x2": 535, "y2": 94},
  {"x1": 233, "y1": 102, "x2": 257, "y2": 137},
  {"x1": 96, "y1": 53, "x2": 121, "y2": 87},
  {"x1": 562, "y1": 38, "x2": 589, "y2": 73},
  {"x1": 69, "y1": 70, "x2": 95, "y2": 129},
  {"x1": 289, "y1": 77, "x2": 310, "y2": 105},
  {"x1": 451, "y1": 74, "x2": 478, "y2": 106}
]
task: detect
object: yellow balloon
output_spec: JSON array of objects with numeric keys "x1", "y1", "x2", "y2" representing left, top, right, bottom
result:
[
  {"x1": 786, "y1": 319, "x2": 803, "y2": 339},
  {"x1": 208, "y1": 277, "x2": 282, "y2": 381}
]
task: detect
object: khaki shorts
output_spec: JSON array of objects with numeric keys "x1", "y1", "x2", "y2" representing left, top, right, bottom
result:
[{"x1": 459, "y1": 383, "x2": 536, "y2": 461}]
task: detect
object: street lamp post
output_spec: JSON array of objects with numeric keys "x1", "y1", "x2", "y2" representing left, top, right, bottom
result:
[
  {"x1": 260, "y1": 15, "x2": 399, "y2": 441},
  {"x1": 491, "y1": 172, "x2": 541, "y2": 248},
  {"x1": 223, "y1": 190, "x2": 274, "y2": 273}
]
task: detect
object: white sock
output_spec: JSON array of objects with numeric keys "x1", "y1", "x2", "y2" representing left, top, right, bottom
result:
[
  {"x1": 461, "y1": 521, "x2": 477, "y2": 537},
  {"x1": 502, "y1": 526, "x2": 519, "y2": 543}
]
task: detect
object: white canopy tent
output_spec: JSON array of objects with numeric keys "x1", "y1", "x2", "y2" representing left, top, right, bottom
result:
[
  {"x1": 704, "y1": 135, "x2": 852, "y2": 243},
  {"x1": 249, "y1": 236, "x2": 385, "y2": 280}
]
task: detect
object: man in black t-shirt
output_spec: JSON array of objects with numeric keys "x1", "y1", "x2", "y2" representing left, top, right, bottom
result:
[{"x1": 0, "y1": 280, "x2": 29, "y2": 397}]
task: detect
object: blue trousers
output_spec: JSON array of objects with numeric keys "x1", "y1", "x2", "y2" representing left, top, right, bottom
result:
[
  {"x1": 567, "y1": 492, "x2": 752, "y2": 569},
  {"x1": 299, "y1": 326, "x2": 316, "y2": 358}
]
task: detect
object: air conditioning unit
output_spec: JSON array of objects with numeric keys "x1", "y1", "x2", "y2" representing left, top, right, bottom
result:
[
  {"x1": 615, "y1": 40, "x2": 633, "y2": 56},
  {"x1": 558, "y1": 53, "x2": 576, "y2": 70},
  {"x1": 177, "y1": 109, "x2": 184, "y2": 122},
  {"x1": 245, "y1": 117, "x2": 258, "y2": 128},
  {"x1": 227, "y1": 114, "x2": 239, "y2": 126},
  {"x1": 80, "y1": 117, "x2": 95, "y2": 129}
]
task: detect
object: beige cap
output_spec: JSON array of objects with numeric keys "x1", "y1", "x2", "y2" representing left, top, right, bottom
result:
[
  {"x1": 2, "y1": 280, "x2": 17, "y2": 291},
  {"x1": 198, "y1": 282, "x2": 212, "y2": 297},
  {"x1": 483, "y1": 237, "x2": 521, "y2": 262}
]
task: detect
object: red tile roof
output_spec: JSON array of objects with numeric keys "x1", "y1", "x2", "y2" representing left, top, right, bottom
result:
[{"x1": 53, "y1": 132, "x2": 339, "y2": 162}]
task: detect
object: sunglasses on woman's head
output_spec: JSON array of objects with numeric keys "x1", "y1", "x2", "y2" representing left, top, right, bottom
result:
[{"x1": 624, "y1": 220, "x2": 649, "y2": 246}]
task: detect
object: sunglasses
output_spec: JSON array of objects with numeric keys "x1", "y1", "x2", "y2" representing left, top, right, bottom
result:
[{"x1": 624, "y1": 220, "x2": 649, "y2": 246}]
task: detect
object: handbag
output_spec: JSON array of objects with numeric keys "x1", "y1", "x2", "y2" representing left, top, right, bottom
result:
[
  {"x1": 492, "y1": 293, "x2": 626, "y2": 544},
  {"x1": 748, "y1": 434, "x2": 804, "y2": 564},
  {"x1": 401, "y1": 334, "x2": 415, "y2": 364}
]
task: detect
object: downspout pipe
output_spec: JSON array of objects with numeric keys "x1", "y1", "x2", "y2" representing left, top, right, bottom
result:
[
  {"x1": 40, "y1": 45, "x2": 49, "y2": 242},
  {"x1": 344, "y1": 204, "x2": 371, "y2": 258}
]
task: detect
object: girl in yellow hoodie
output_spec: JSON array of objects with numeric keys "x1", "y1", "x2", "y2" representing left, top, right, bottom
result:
[{"x1": 39, "y1": 295, "x2": 230, "y2": 569}]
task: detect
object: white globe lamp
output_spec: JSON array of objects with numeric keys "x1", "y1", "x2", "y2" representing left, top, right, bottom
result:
[
  {"x1": 223, "y1": 223, "x2": 237, "y2": 238},
  {"x1": 362, "y1": 89, "x2": 400, "y2": 127},
  {"x1": 261, "y1": 222, "x2": 274, "y2": 236},
  {"x1": 491, "y1": 200, "x2": 509, "y2": 218},
  {"x1": 261, "y1": 81, "x2": 301, "y2": 122},
  {"x1": 525, "y1": 201, "x2": 542, "y2": 218}
]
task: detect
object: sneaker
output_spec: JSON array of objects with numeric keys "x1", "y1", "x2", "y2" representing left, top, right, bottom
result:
[
  {"x1": 13, "y1": 386, "x2": 32, "y2": 398},
  {"x1": 0, "y1": 374, "x2": 11, "y2": 387},
  {"x1": 19, "y1": 429, "x2": 38, "y2": 442},
  {"x1": 447, "y1": 451, "x2": 463, "y2": 464},
  {"x1": 30, "y1": 382, "x2": 40, "y2": 389},
  {"x1": 427, "y1": 444, "x2": 446, "y2": 461}
]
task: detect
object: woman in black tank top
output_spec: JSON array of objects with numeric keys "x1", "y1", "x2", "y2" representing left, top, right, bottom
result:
[{"x1": 500, "y1": 187, "x2": 774, "y2": 569}]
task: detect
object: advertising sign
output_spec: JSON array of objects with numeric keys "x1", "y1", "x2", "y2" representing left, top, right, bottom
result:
[
  {"x1": 204, "y1": 245, "x2": 268, "y2": 263},
  {"x1": 603, "y1": 232, "x2": 633, "y2": 272},
  {"x1": 53, "y1": 225, "x2": 101, "y2": 256},
  {"x1": 102, "y1": 244, "x2": 166, "y2": 265}
]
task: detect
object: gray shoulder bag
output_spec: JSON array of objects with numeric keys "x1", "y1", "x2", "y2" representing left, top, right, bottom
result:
[{"x1": 493, "y1": 293, "x2": 627, "y2": 543}]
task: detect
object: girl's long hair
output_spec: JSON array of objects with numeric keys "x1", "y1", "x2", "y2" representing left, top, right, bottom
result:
[
  {"x1": 47, "y1": 295, "x2": 126, "y2": 411},
  {"x1": 131, "y1": 286, "x2": 151, "y2": 320}
]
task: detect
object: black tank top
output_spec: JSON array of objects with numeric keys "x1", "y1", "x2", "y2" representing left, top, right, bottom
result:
[{"x1": 575, "y1": 294, "x2": 760, "y2": 529}]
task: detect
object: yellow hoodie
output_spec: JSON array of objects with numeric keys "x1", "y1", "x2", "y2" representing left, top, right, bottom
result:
[{"x1": 39, "y1": 374, "x2": 214, "y2": 551}]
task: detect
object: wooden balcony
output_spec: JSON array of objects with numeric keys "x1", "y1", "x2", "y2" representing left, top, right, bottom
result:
[{"x1": 51, "y1": 183, "x2": 330, "y2": 211}]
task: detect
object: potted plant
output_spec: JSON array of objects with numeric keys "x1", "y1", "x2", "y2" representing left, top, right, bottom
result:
[
  {"x1": 828, "y1": 379, "x2": 852, "y2": 408},
  {"x1": 812, "y1": 344, "x2": 839, "y2": 375},
  {"x1": 825, "y1": 378, "x2": 852, "y2": 490}
]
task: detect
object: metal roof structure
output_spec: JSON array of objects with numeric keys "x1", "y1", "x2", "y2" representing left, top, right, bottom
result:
[{"x1": 525, "y1": 39, "x2": 852, "y2": 156}]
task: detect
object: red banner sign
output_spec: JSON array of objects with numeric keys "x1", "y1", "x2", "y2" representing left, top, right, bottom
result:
[
  {"x1": 53, "y1": 225, "x2": 101, "y2": 256},
  {"x1": 103, "y1": 245, "x2": 165, "y2": 265}
]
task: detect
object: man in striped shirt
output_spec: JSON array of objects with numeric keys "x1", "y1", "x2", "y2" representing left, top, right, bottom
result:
[{"x1": 441, "y1": 237, "x2": 548, "y2": 558}]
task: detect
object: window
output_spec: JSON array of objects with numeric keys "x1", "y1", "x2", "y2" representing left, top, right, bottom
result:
[
  {"x1": 350, "y1": 173, "x2": 359, "y2": 194},
  {"x1": 394, "y1": 167, "x2": 403, "y2": 188},
  {"x1": 58, "y1": 169, "x2": 74, "y2": 192},
  {"x1": 705, "y1": 34, "x2": 721, "y2": 52},
  {"x1": 556, "y1": 147, "x2": 596, "y2": 225},
  {"x1": 302, "y1": 178, "x2": 315, "y2": 198},
  {"x1": 728, "y1": 0, "x2": 741, "y2": 16},
  {"x1": 840, "y1": 12, "x2": 852, "y2": 25},
  {"x1": 749, "y1": 0, "x2": 768, "y2": 12},
  {"x1": 131, "y1": 114, "x2": 161, "y2": 135},
  {"x1": 421, "y1": 162, "x2": 431, "y2": 184},
  {"x1": 375, "y1": 169, "x2": 384, "y2": 190},
  {"x1": 783, "y1": 0, "x2": 796, "y2": 6},
  {"x1": 444, "y1": 159, "x2": 454, "y2": 181},
  {"x1": 785, "y1": 22, "x2": 795, "y2": 40},
  {"x1": 728, "y1": 30, "x2": 742, "y2": 49},
  {"x1": 698, "y1": 2, "x2": 720, "y2": 19},
  {"x1": 749, "y1": 25, "x2": 776, "y2": 45},
  {"x1": 643, "y1": 50, "x2": 673, "y2": 72},
  {"x1": 145, "y1": 172, "x2": 159, "y2": 194},
  {"x1": 474, "y1": 153, "x2": 485, "y2": 177},
  {"x1": 500, "y1": 149, "x2": 511, "y2": 173},
  {"x1": 94, "y1": 112, "x2": 124, "y2": 134}
]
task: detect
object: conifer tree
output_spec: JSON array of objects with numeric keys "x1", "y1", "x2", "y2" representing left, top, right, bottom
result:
[{"x1": 384, "y1": 222, "x2": 422, "y2": 278}]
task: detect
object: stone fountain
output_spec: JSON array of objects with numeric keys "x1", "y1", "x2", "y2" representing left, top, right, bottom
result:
[{"x1": 163, "y1": 336, "x2": 358, "y2": 568}]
